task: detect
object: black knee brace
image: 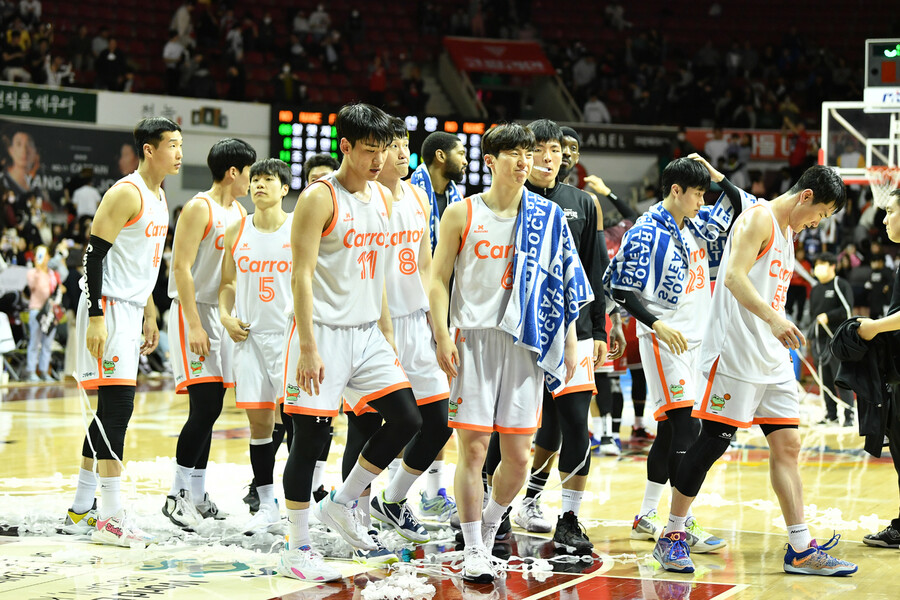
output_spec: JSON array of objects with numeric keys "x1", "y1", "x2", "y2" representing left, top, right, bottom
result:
[
  {"x1": 673, "y1": 420, "x2": 736, "y2": 497},
  {"x1": 534, "y1": 390, "x2": 562, "y2": 452},
  {"x1": 403, "y1": 399, "x2": 452, "y2": 471},
  {"x1": 556, "y1": 390, "x2": 592, "y2": 476},
  {"x1": 82, "y1": 385, "x2": 135, "y2": 461},
  {"x1": 363, "y1": 388, "x2": 422, "y2": 470},
  {"x1": 284, "y1": 414, "x2": 333, "y2": 502}
]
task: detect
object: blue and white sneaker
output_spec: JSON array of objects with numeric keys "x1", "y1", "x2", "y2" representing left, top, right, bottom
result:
[
  {"x1": 419, "y1": 488, "x2": 457, "y2": 522},
  {"x1": 370, "y1": 492, "x2": 429, "y2": 543},
  {"x1": 783, "y1": 534, "x2": 858, "y2": 576},
  {"x1": 685, "y1": 518, "x2": 726, "y2": 553},
  {"x1": 653, "y1": 531, "x2": 694, "y2": 573},
  {"x1": 354, "y1": 529, "x2": 399, "y2": 566}
]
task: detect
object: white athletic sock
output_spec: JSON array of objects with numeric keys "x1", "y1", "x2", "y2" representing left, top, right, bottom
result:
[
  {"x1": 592, "y1": 416, "x2": 605, "y2": 437},
  {"x1": 664, "y1": 513, "x2": 687, "y2": 535},
  {"x1": 333, "y1": 462, "x2": 378, "y2": 506},
  {"x1": 787, "y1": 523, "x2": 812, "y2": 549},
  {"x1": 485, "y1": 484, "x2": 492, "y2": 508},
  {"x1": 169, "y1": 464, "x2": 194, "y2": 497},
  {"x1": 191, "y1": 469, "x2": 206, "y2": 500},
  {"x1": 287, "y1": 507, "x2": 311, "y2": 549},
  {"x1": 358, "y1": 491, "x2": 372, "y2": 528},
  {"x1": 386, "y1": 458, "x2": 402, "y2": 478},
  {"x1": 482, "y1": 498, "x2": 508, "y2": 526},
  {"x1": 425, "y1": 461, "x2": 443, "y2": 497},
  {"x1": 639, "y1": 481, "x2": 666, "y2": 517},
  {"x1": 72, "y1": 468, "x2": 98, "y2": 513},
  {"x1": 311, "y1": 460, "x2": 326, "y2": 491},
  {"x1": 461, "y1": 520, "x2": 483, "y2": 548},
  {"x1": 634, "y1": 415, "x2": 644, "y2": 428},
  {"x1": 561, "y1": 489, "x2": 583, "y2": 516},
  {"x1": 258, "y1": 483, "x2": 276, "y2": 506},
  {"x1": 383, "y1": 464, "x2": 419, "y2": 503},
  {"x1": 98, "y1": 476, "x2": 122, "y2": 519}
]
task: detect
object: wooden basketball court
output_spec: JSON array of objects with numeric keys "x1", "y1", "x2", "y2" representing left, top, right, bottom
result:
[{"x1": 0, "y1": 377, "x2": 895, "y2": 600}]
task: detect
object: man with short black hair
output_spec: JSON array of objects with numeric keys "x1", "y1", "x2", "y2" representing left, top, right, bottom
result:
[
  {"x1": 411, "y1": 131, "x2": 467, "y2": 250},
  {"x1": 303, "y1": 153, "x2": 340, "y2": 186}
]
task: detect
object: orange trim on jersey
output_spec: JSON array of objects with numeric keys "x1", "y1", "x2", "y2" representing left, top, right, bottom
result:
[
  {"x1": 78, "y1": 377, "x2": 137, "y2": 390},
  {"x1": 175, "y1": 376, "x2": 224, "y2": 394},
  {"x1": 224, "y1": 382, "x2": 236, "y2": 389},
  {"x1": 406, "y1": 181, "x2": 428, "y2": 217},
  {"x1": 237, "y1": 202, "x2": 248, "y2": 217},
  {"x1": 283, "y1": 405, "x2": 339, "y2": 417},
  {"x1": 458, "y1": 197, "x2": 474, "y2": 253},
  {"x1": 752, "y1": 417, "x2": 799, "y2": 425},
  {"x1": 553, "y1": 383, "x2": 597, "y2": 398},
  {"x1": 653, "y1": 400, "x2": 694, "y2": 420},
  {"x1": 347, "y1": 399, "x2": 377, "y2": 415},
  {"x1": 235, "y1": 400, "x2": 278, "y2": 409},
  {"x1": 116, "y1": 181, "x2": 145, "y2": 227},
  {"x1": 177, "y1": 305, "x2": 191, "y2": 386},
  {"x1": 692, "y1": 409, "x2": 752, "y2": 428},
  {"x1": 374, "y1": 182, "x2": 390, "y2": 214},
  {"x1": 200, "y1": 196, "x2": 213, "y2": 241},
  {"x1": 231, "y1": 216, "x2": 247, "y2": 256},
  {"x1": 651, "y1": 334, "x2": 671, "y2": 404},
  {"x1": 416, "y1": 392, "x2": 450, "y2": 406},
  {"x1": 448, "y1": 421, "x2": 494, "y2": 433},
  {"x1": 354, "y1": 381, "x2": 413, "y2": 410},
  {"x1": 738, "y1": 203, "x2": 776, "y2": 261},
  {"x1": 697, "y1": 356, "x2": 720, "y2": 415},
  {"x1": 316, "y1": 179, "x2": 339, "y2": 238},
  {"x1": 495, "y1": 424, "x2": 540, "y2": 435}
]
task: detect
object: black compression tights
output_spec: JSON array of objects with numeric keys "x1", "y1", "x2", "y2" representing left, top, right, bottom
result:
[
  {"x1": 82, "y1": 385, "x2": 135, "y2": 461},
  {"x1": 174, "y1": 382, "x2": 225, "y2": 469},
  {"x1": 672, "y1": 419, "x2": 737, "y2": 497},
  {"x1": 284, "y1": 414, "x2": 334, "y2": 502},
  {"x1": 646, "y1": 406, "x2": 700, "y2": 485},
  {"x1": 533, "y1": 388, "x2": 593, "y2": 476}
]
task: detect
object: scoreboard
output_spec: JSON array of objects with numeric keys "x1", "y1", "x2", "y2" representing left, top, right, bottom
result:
[{"x1": 272, "y1": 107, "x2": 494, "y2": 194}]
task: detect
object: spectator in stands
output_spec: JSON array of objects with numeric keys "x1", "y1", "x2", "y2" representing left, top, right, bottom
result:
[
  {"x1": 703, "y1": 127, "x2": 728, "y2": 165},
  {"x1": 786, "y1": 245, "x2": 813, "y2": 323},
  {"x1": 285, "y1": 33, "x2": 305, "y2": 71},
  {"x1": 91, "y1": 25, "x2": 109, "y2": 63},
  {"x1": 225, "y1": 59, "x2": 246, "y2": 102},
  {"x1": 66, "y1": 24, "x2": 92, "y2": 74},
  {"x1": 18, "y1": 0, "x2": 40, "y2": 29},
  {"x1": 169, "y1": 0, "x2": 194, "y2": 49},
  {"x1": 292, "y1": 10, "x2": 310, "y2": 37},
  {"x1": 321, "y1": 29, "x2": 341, "y2": 72},
  {"x1": 25, "y1": 244, "x2": 61, "y2": 382},
  {"x1": 865, "y1": 253, "x2": 893, "y2": 318},
  {"x1": 44, "y1": 54, "x2": 72, "y2": 88},
  {"x1": 163, "y1": 29, "x2": 187, "y2": 95},
  {"x1": 25, "y1": 35, "x2": 47, "y2": 83},
  {"x1": 71, "y1": 169, "x2": 99, "y2": 218},
  {"x1": 309, "y1": 3, "x2": 330, "y2": 42},
  {"x1": 274, "y1": 62, "x2": 305, "y2": 104},
  {"x1": 604, "y1": 2, "x2": 631, "y2": 30},
  {"x1": 225, "y1": 22, "x2": 243, "y2": 62},
  {"x1": 94, "y1": 38, "x2": 129, "y2": 91},
  {"x1": 346, "y1": 9, "x2": 365, "y2": 48},
  {"x1": 401, "y1": 65, "x2": 428, "y2": 114},
  {"x1": 367, "y1": 54, "x2": 387, "y2": 108},
  {"x1": 572, "y1": 54, "x2": 597, "y2": 100},
  {"x1": 2, "y1": 29, "x2": 30, "y2": 81},
  {"x1": 583, "y1": 92, "x2": 611, "y2": 124}
]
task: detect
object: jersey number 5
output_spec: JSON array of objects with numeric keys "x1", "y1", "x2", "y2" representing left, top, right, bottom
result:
[{"x1": 259, "y1": 276, "x2": 275, "y2": 302}]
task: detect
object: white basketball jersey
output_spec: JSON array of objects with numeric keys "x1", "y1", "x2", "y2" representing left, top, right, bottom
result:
[
  {"x1": 232, "y1": 212, "x2": 293, "y2": 335},
  {"x1": 636, "y1": 231, "x2": 712, "y2": 346},
  {"x1": 699, "y1": 202, "x2": 795, "y2": 383},
  {"x1": 168, "y1": 194, "x2": 246, "y2": 303},
  {"x1": 96, "y1": 172, "x2": 169, "y2": 305},
  {"x1": 385, "y1": 181, "x2": 430, "y2": 318},
  {"x1": 450, "y1": 195, "x2": 516, "y2": 330},
  {"x1": 312, "y1": 174, "x2": 391, "y2": 327}
]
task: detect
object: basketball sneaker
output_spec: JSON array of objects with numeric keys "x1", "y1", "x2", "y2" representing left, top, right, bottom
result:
[
  {"x1": 162, "y1": 489, "x2": 202, "y2": 529},
  {"x1": 243, "y1": 501, "x2": 282, "y2": 535},
  {"x1": 685, "y1": 518, "x2": 726, "y2": 553},
  {"x1": 631, "y1": 426, "x2": 656, "y2": 443},
  {"x1": 242, "y1": 480, "x2": 260, "y2": 514},
  {"x1": 370, "y1": 492, "x2": 429, "y2": 543},
  {"x1": 552, "y1": 511, "x2": 594, "y2": 555},
  {"x1": 316, "y1": 490, "x2": 376, "y2": 550},
  {"x1": 863, "y1": 524, "x2": 900, "y2": 548},
  {"x1": 354, "y1": 529, "x2": 399, "y2": 566},
  {"x1": 514, "y1": 498, "x2": 552, "y2": 533},
  {"x1": 631, "y1": 510, "x2": 663, "y2": 541},
  {"x1": 462, "y1": 545, "x2": 496, "y2": 583},
  {"x1": 419, "y1": 488, "x2": 457, "y2": 522},
  {"x1": 195, "y1": 493, "x2": 224, "y2": 520},
  {"x1": 280, "y1": 544, "x2": 342, "y2": 581},
  {"x1": 92, "y1": 509, "x2": 154, "y2": 547},
  {"x1": 599, "y1": 436, "x2": 620, "y2": 456},
  {"x1": 783, "y1": 535, "x2": 858, "y2": 576},
  {"x1": 589, "y1": 434, "x2": 602, "y2": 454},
  {"x1": 312, "y1": 485, "x2": 328, "y2": 504},
  {"x1": 653, "y1": 531, "x2": 694, "y2": 573},
  {"x1": 62, "y1": 499, "x2": 98, "y2": 535}
]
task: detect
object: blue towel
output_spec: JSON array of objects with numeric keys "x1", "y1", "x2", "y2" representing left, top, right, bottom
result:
[
  {"x1": 410, "y1": 163, "x2": 462, "y2": 251},
  {"x1": 603, "y1": 187, "x2": 757, "y2": 309},
  {"x1": 499, "y1": 189, "x2": 593, "y2": 393}
]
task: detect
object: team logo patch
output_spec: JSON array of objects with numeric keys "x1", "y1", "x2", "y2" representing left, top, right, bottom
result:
[
  {"x1": 709, "y1": 393, "x2": 731, "y2": 413},
  {"x1": 285, "y1": 384, "x2": 300, "y2": 401},
  {"x1": 190, "y1": 356, "x2": 205, "y2": 375},
  {"x1": 449, "y1": 397, "x2": 462, "y2": 419},
  {"x1": 669, "y1": 379, "x2": 686, "y2": 401},
  {"x1": 103, "y1": 356, "x2": 119, "y2": 376}
]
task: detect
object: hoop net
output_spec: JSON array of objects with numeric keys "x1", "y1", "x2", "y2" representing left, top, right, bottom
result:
[{"x1": 866, "y1": 166, "x2": 900, "y2": 208}]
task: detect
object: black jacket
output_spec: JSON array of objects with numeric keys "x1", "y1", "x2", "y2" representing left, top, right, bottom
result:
[{"x1": 831, "y1": 317, "x2": 900, "y2": 457}]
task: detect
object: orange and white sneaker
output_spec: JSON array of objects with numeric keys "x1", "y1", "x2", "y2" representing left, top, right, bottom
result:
[
  {"x1": 92, "y1": 510, "x2": 154, "y2": 547},
  {"x1": 783, "y1": 534, "x2": 858, "y2": 576}
]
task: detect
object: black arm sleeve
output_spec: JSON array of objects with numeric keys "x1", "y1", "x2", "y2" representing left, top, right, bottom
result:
[
  {"x1": 606, "y1": 191, "x2": 639, "y2": 222},
  {"x1": 612, "y1": 289, "x2": 659, "y2": 329},
  {"x1": 717, "y1": 178, "x2": 745, "y2": 226},
  {"x1": 83, "y1": 234, "x2": 112, "y2": 317},
  {"x1": 578, "y1": 197, "x2": 606, "y2": 342}
]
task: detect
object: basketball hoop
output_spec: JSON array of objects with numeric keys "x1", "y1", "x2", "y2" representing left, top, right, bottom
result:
[{"x1": 865, "y1": 165, "x2": 900, "y2": 208}]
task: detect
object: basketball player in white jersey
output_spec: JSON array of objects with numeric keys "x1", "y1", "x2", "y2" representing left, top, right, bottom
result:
[
  {"x1": 279, "y1": 103, "x2": 420, "y2": 582},
  {"x1": 609, "y1": 156, "x2": 738, "y2": 554},
  {"x1": 430, "y1": 123, "x2": 582, "y2": 583},
  {"x1": 653, "y1": 165, "x2": 857, "y2": 576},
  {"x1": 63, "y1": 117, "x2": 181, "y2": 546},
  {"x1": 162, "y1": 138, "x2": 255, "y2": 529},
  {"x1": 355, "y1": 117, "x2": 451, "y2": 550},
  {"x1": 219, "y1": 158, "x2": 294, "y2": 535}
]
